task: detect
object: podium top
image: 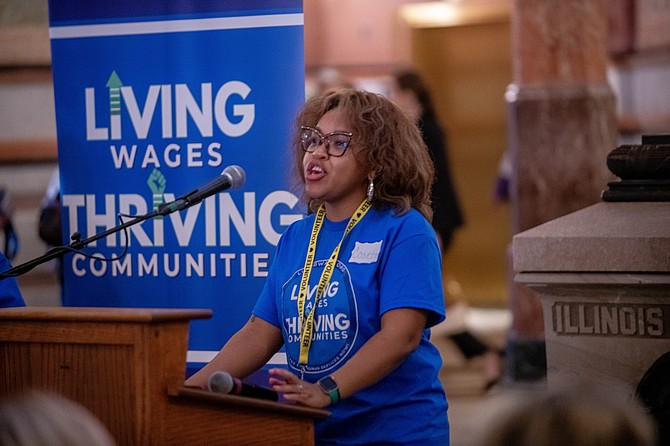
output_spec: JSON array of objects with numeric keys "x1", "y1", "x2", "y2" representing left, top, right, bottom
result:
[
  {"x1": 176, "y1": 387, "x2": 331, "y2": 419},
  {"x1": 0, "y1": 306, "x2": 212, "y2": 323}
]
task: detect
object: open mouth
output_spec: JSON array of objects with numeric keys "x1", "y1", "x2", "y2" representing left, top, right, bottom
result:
[{"x1": 305, "y1": 162, "x2": 325, "y2": 180}]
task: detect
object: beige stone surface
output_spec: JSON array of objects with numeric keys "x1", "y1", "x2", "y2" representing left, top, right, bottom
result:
[
  {"x1": 529, "y1": 285, "x2": 670, "y2": 400},
  {"x1": 513, "y1": 202, "x2": 670, "y2": 273}
]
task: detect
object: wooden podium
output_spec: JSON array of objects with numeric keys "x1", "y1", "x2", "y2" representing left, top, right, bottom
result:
[{"x1": 0, "y1": 307, "x2": 328, "y2": 445}]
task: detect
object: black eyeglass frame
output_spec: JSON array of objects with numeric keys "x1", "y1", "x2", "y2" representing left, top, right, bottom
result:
[{"x1": 300, "y1": 126, "x2": 353, "y2": 157}]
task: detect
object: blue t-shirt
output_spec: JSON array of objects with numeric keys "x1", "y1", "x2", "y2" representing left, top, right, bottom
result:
[
  {"x1": 253, "y1": 207, "x2": 450, "y2": 445},
  {"x1": 0, "y1": 253, "x2": 25, "y2": 307}
]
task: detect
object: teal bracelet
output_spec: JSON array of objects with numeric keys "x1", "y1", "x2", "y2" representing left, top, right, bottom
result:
[{"x1": 328, "y1": 388, "x2": 340, "y2": 404}]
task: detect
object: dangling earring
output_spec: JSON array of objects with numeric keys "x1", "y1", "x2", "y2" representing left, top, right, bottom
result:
[{"x1": 367, "y1": 177, "x2": 375, "y2": 202}]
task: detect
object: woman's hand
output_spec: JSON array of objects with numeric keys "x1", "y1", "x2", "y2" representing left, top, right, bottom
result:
[
  {"x1": 184, "y1": 316, "x2": 283, "y2": 390},
  {"x1": 268, "y1": 368, "x2": 331, "y2": 408}
]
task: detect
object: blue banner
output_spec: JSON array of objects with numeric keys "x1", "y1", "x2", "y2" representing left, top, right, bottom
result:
[{"x1": 48, "y1": 1, "x2": 305, "y2": 368}]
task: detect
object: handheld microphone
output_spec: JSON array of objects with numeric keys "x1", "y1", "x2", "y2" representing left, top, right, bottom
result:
[
  {"x1": 207, "y1": 371, "x2": 279, "y2": 402},
  {"x1": 157, "y1": 165, "x2": 246, "y2": 216}
]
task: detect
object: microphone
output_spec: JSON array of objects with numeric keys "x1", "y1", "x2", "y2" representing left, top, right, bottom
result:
[
  {"x1": 157, "y1": 165, "x2": 246, "y2": 216},
  {"x1": 207, "y1": 371, "x2": 279, "y2": 402}
]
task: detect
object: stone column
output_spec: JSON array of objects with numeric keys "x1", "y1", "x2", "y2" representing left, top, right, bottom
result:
[{"x1": 505, "y1": 0, "x2": 618, "y2": 381}]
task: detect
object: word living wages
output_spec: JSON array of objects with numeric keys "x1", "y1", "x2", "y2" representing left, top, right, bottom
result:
[
  {"x1": 88, "y1": 79, "x2": 255, "y2": 171},
  {"x1": 109, "y1": 141, "x2": 224, "y2": 169},
  {"x1": 86, "y1": 80, "x2": 255, "y2": 141}
]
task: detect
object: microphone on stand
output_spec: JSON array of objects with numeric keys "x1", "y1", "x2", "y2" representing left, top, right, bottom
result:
[
  {"x1": 207, "y1": 371, "x2": 279, "y2": 402},
  {"x1": 1, "y1": 165, "x2": 246, "y2": 279},
  {"x1": 157, "y1": 165, "x2": 246, "y2": 216}
]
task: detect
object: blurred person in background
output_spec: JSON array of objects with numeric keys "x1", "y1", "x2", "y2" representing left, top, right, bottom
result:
[
  {"x1": 0, "y1": 251, "x2": 24, "y2": 307},
  {"x1": 307, "y1": 66, "x2": 354, "y2": 99},
  {"x1": 0, "y1": 188, "x2": 24, "y2": 307},
  {"x1": 390, "y1": 68, "x2": 503, "y2": 390},
  {"x1": 37, "y1": 167, "x2": 65, "y2": 300},
  {"x1": 0, "y1": 188, "x2": 18, "y2": 262},
  {"x1": 482, "y1": 386, "x2": 658, "y2": 446},
  {"x1": 390, "y1": 68, "x2": 463, "y2": 252}
]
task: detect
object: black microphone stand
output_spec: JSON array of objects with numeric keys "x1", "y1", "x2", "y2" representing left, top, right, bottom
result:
[
  {"x1": 0, "y1": 172, "x2": 230, "y2": 281},
  {"x1": 0, "y1": 208, "x2": 164, "y2": 280}
]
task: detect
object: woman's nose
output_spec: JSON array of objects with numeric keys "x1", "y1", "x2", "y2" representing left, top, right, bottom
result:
[{"x1": 311, "y1": 140, "x2": 329, "y2": 157}]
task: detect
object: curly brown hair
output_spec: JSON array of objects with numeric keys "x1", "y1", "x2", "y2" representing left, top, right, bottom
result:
[{"x1": 291, "y1": 89, "x2": 434, "y2": 221}]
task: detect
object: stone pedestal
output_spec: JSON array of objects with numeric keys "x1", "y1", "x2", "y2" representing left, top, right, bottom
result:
[
  {"x1": 505, "y1": 0, "x2": 618, "y2": 381},
  {"x1": 513, "y1": 201, "x2": 670, "y2": 440}
]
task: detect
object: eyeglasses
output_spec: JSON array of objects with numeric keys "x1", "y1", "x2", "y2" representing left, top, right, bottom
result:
[{"x1": 300, "y1": 126, "x2": 353, "y2": 157}]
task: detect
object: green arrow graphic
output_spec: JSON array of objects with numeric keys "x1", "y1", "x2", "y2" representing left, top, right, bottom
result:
[{"x1": 107, "y1": 71, "x2": 123, "y2": 139}]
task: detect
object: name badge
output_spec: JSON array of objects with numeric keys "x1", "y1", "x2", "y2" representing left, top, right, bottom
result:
[{"x1": 349, "y1": 240, "x2": 382, "y2": 264}]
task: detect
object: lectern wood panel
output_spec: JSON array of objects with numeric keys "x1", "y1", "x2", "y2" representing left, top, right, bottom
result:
[
  {"x1": 166, "y1": 388, "x2": 328, "y2": 446},
  {"x1": 0, "y1": 341, "x2": 136, "y2": 445},
  {"x1": 0, "y1": 307, "x2": 208, "y2": 445},
  {"x1": 0, "y1": 307, "x2": 326, "y2": 446}
]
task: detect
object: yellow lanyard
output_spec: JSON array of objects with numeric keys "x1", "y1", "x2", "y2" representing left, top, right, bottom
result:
[{"x1": 297, "y1": 199, "x2": 372, "y2": 366}]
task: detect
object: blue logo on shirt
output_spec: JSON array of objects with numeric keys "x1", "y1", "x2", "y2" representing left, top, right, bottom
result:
[{"x1": 281, "y1": 259, "x2": 359, "y2": 376}]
